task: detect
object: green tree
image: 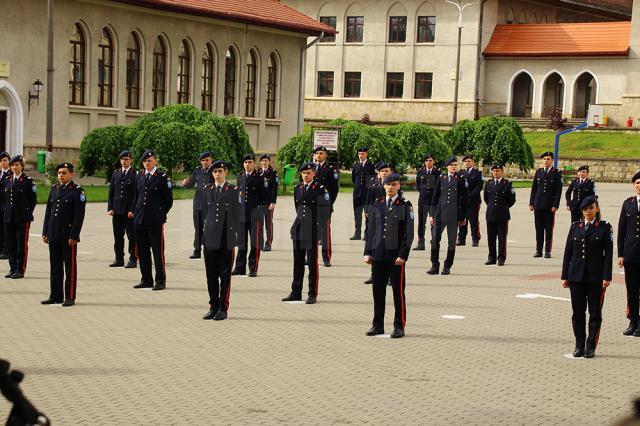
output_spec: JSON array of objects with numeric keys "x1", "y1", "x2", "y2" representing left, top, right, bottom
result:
[
  {"x1": 387, "y1": 122, "x2": 451, "y2": 168},
  {"x1": 78, "y1": 125, "x2": 133, "y2": 182},
  {"x1": 472, "y1": 116, "x2": 533, "y2": 171},
  {"x1": 444, "y1": 119, "x2": 476, "y2": 155}
]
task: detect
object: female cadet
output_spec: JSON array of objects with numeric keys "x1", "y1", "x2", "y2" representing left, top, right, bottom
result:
[{"x1": 561, "y1": 195, "x2": 613, "y2": 358}]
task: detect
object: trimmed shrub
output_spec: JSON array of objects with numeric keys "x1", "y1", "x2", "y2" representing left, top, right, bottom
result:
[
  {"x1": 444, "y1": 119, "x2": 476, "y2": 155},
  {"x1": 387, "y1": 122, "x2": 451, "y2": 169},
  {"x1": 78, "y1": 125, "x2": 133, "y2": 182}
]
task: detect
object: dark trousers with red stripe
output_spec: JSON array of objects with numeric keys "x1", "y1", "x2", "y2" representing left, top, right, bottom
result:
[
  {"x1": 291, "y1": 240, "x2": 319, "y2": 298},
  {"x1": 204, "y1": 248, "x2": 234, "y2": 313},
  {"x1": 569, "y1": 281, "x2": 606, "y2": 350},
  {"x1": 192, "y1": 209, "x2": 205, "y2": 254},
  {"x1": 624, "y1": 263, "x2": 640, "y2": 321},
  {"x1": 235, "y1": 220, "x2": 262, "y2": 274},
  {"x1": 135, "y1": 224, "x2": 165, "y2": 285},
  {"x1": 534, "y1": 209, "x2": 555, "y2": 253},
  {"x1": 372, "y1": 261, "x2": 406, "y2": 331},
  {"x1": 487, "y1": 221, "x2": 508, "y2": 263},
  {"x1": 112, "y1": 214, "x2": 135, "y2": 263},
  {"x1": 48, "y1": 242, "x2": 78, "y2": 302},
  {"x1": 262, "y1": 207, "x2": 274, "y2": 247},
  {"x1": 0, "y1": 210, "x2": 6, "y2": 254},
  {"x1": 6, "y1": 221, "x2": 29, "y2": 274},
  {"x1": 416, "y1": 205, "x2": 434, "y2": 243},
  {"x1": 319, "y1": 216, "x2": 332, "y2": 262},
  {"x1": 458, "y1": 202, "x2": 481, "y2": 243}
]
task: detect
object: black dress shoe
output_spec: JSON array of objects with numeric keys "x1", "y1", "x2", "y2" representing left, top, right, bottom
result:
[
  {"x1": 533, "y1": 252, "x2": 542, "y2": 258},
  {"x1": 248, "y1": 271, "x2": 257, "y2": 277},
  {"x1": 413, "y1": 241, "x2": 425, "y2": 251},
  {"x1": 0, "y1": 253, "x2": 8, "y2": 260},
  {"x1": 263, "y1": 244, "x2": 272, "y2": 251},
  {"x1": 124, "y1": 260, "x2": 137, "y2": 268},
  {"x1": 427, "y1": 267, "x2": 439, "y2": 275},
  {"x1": 189, "y1": 252, "x2": 201, "y2": 259},
  {"x1": 544, "y1": 252, "x2": 551, "y2": 259},
  {"x1": 484, "y1": 260, "x2": 496, "y2": 265},
  {"x1": 441, "y1": 268, "x2": 451, "y2": 275},
  {"x1": 390, "y1": 329, "x2": 405, "y2": 338},
  {"x1": 573, "y1": 347, "x2": 585, "y2": 358},
  {"x1": 472, "y1": 241, "x2": 479, "y2": 247},
  {"x1": 634, "y1": 328, "x2": 640, "y2": 337},
  {"x1": 41, "y1": 299, "x2": 62, "y2": 305},
  {"x1": 133, "y1": 282, "x2": 153, "y2": 289},
  {"x1": 349, "y1": 235, "x2": 361, "y2": 240},
  {"x1": 231, "y1": 269, "x2": 244, "y2": 276},
  {"x1": 623, "y1": 321, "x2": 638, "y2": 336},
  {"x1": 456, "y1": 241, "x2": 466, "y2": 246},
  {"x1": 364, "y1": 276, "x2": 373, "y2": 284},
  {"x1": 11, "y1": 273, "x2": 23, "y2": 279},
  {"x1": 306, "y1": 295, "x2": 317, "y2": 304},
  {"x1": 62, "y1": 300, "x2": 75, "y2": 307},
  {"x1": 497, "y1": 260, "x2": 505, "y2": 266},
  {"x1": 213, "y1": 310, "x2": 228, "y2": 321},
  {"x1": 323, "y1": 261, "x2": 331, "y2": 267},
  {"x1": 583, "y1": 348, "x2": 595, "y2": 358},
  {"x1": 109, "y1": 260, "x2": 124, "y2": 267},
  {"x1": 366, "y1": 327, "x2": 384, "y2": 336},
  {"x1": 203, "y1": 309, "x2": 216, "y2": 320},
  {"x1": 152, "y1": 283, "x2": 166, "y2": 291},
  {"x1": 4, "y1": 272, "x2": 14, "y2": 278},
  {"x1": 282, "y1": 293, "x2": 302, "y2": 302}
]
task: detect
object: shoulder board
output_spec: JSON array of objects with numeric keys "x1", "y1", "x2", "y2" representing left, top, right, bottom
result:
[
  {"x1": 319, "y1": 185, "x2": 325, "y2": 189},
  {"x1": 628, "y1": 196, "x2": 635, "y2": 201},
  {"x1": 572, "y1": 220, "x2": 581, "y2": 225},
  {"x1": 26, "y1": 176, "x2": 33, "y2": 181}
]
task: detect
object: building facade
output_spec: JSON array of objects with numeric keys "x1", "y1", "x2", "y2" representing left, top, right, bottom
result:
[{"x1": 0, "y1": 0, "x2": 332, "y2": 161}]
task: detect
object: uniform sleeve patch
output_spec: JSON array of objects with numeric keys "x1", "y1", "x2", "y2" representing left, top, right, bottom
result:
[
  {"x1": 80, "y1": 192, "x2": 86, "y2": 203},
  {"x1": 324, "y1": 192, "x2": 330, "y2": 201},
  {"x1": 167, "y1": 180, "x2": 172, "y2": 189},
  {"x1": 333, "y1": 172, "x2": 339, "y2": 180},
  {"x1": 32, "y1": 184, "x2": 36, "y2": 192},
  {"x1": 511, "y1": 188, "x2": 516, "y2": 194},
  {"x1": 264, "y1": 180, "x2": 269, "y2": 188},
  {"x1": 275, "y1": 176, "x2": 279, "y2": 183}
]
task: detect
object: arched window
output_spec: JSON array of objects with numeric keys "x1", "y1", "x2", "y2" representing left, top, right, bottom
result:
[
  {"x1": 126, "y1": 32, "x2": 141, "y2": 109},
  {"x1": 152, "y1": 37, "x2": 167, "y2": 110},
  {"x1": 224, "y1": 48, "x2": 236, "y2": 116},
  {"x1": 98, "y1": 27, "x2": 114, "y2": 107},
  {"x1": 69, "y1": 23, "x2": 86, "y2": 105},
  {"x1": 201, "y1": 44, "x2": 214, "y2": 112},
  {"x1": 177, "y1": 39, "x2": 191, "y2": 104},
  {"x1": 266, "y1": 53, "x2": 278, "y2": 119},
  {"x1": 245, "y1": 50, "x2": 257, "y2": 117}
]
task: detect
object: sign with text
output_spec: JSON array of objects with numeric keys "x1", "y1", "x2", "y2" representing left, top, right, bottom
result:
[
  {"x1": 313, "y1": 129, "x2": 339, "y2": 151},
  {"x1": 0, "y1": 60, "x2": 9, "y2": 78}
]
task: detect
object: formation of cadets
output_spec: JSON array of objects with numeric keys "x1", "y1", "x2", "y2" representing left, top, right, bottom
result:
[{"x1": 4, "y1": 145, "x2": 640, "y2": 356}]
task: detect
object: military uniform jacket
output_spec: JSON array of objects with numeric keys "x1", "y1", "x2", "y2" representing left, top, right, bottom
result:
[
  {"x1": 130, "y1": 170, "x2": 173, "y2": 226},
  {"x1": 366, "y1": 177, "x2": 384, "y2": 207},
  {"x1": 237, "y1": 170, "x2": 269, "y2": 223},
  {"x1": 617, "y1": 196, "x2": 640, "y2": 263},
  {"x1": 352, "y1": 160, "x2": 376, "y2": 199},
  {"x1": 365, "y1": 196, "x2": 414, "y2": 262},
  {"x1": 416, "y1": 167, "x2": 440, "y2": 206},
  {"x1": 529, "y1": 167, "x2": 562, "y2": 211},
  {"x1": 314, "y1": 162, "x2": 339, "y2": 204},
  {"x1": 430, "y1": 174, "x2": 468, "y2": 224},
  {"x1": 202, "y1": 182, "x2": 241, "y2": 251},
  {"x1": 290, "y1": 181, "x2": 331, "y2": 243},
  {"x1": 260, "y1": 167, "x2": 279, "y2": 205},
  {"x1": 184, "y1": 166, "x2": 212, "y2": 211},
  {"x1": 108, "y1": 167, "x2": 136, "y2": 216},
  {"x1": 42, "y1": 182, "x2": 86, "y2": 243},
  {"x1": 562, "y1": 220, "x2": 613, "y2": 282},
  {"x1": 459, "y1": 168, "x2": 484, "y2": 206},
  {"x1": 565, "y1": 178, "x2": 595, "y2": 211},
  {"x1": 484, "y1": 179, "x2": 516, "y2": 222},
  {"x1": 4, "y1": 174, "x2": 36, "y2": 223},
  {"x1": 0, "y1": 169, "x2": 13, "y2": 212}
]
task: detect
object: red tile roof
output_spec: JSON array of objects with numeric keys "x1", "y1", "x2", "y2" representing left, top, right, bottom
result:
[
  {"x1": 484, "y1": 22, "x2": 631, "y2": 57},
  {"x1": 109, "y1": 0, "x2": 336, "y2": 36}
]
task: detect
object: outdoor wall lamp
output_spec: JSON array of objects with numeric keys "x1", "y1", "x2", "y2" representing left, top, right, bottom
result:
[{"x1": 28, "y1": 79, "x2": 44, "y2": 114}]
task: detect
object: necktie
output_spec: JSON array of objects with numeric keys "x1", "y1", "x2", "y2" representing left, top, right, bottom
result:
[
  {"x1": 585, "y1": 222, "x2": 590, "y2": 231},
  {"x1": 387, "y1": 198, "x2": 393, "y2": 208},
  {"x1": 217, "y1": 185, "x2": 222, "y2": 195},
  {"x1": 145, "y1": 173, "x2": 150, "y2": 182},
  {"x1": 448, "y1": 175, "x2": 452, "y2": 183}
]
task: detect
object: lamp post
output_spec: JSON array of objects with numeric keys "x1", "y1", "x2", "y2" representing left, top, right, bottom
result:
[{"x1": 446, "y1": 0, "x2": 477, "y2": 125}]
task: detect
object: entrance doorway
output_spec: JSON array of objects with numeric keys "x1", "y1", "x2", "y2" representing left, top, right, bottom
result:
[
  {"x1": 510, "y1": 72, "x2": 534, "y2": 117},
  {"x1": 542, "y1": 72, "x2": 565, "y2": 117},
  {"x1": 0, "y1": 111, "x2": 6, "y2": 152}
]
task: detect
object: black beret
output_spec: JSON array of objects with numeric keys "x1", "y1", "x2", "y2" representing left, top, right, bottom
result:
[
  {"x1": 444, "y1": 156, "x2": 457, "y2": 167},
  {"x1": 313, "y1": 146, "x2": 328, "y2": 153},
  {"x1": 260, "y1": 154, "x2": 271, "y2": 161},
  {"x1": 210, "y1": 160, "x2": 227, "y2": 170},
  {"x1": 632, "y1": 171, "x2": 640, "y2": 183},
  {"x1": 55, "y1": 162, "x2": 74, "y2": 172},
  {"x1": 383, "y1": 173, "x2": 401, "y2": 184},
  {"x1": 242, "y1": 154, "x2": 255, "y2": 162},
  {"x1": 490, "y1": 163, "x2": 504, "y2": 170},
  {"x1": 579, "y1": 195, "x2": 598, "y2": 210},
  {"x1": 577, "y1": 165, "x2": 589, "y2": 172},
  {"x1": 199, "y1": 151, "x2": 212, "y2": 160},
  {"x1": 0, "y1": 152, "x2": 10, "y2": 160},
  {"x1": 141, "y1": 150, "x2": 155, "y2": 161},
  {"x1": 357, "y1": 147, "x2": 368, "y2": 153},
  {"x1": 376, "y1": 162, "x2": 391, "y2": 171},
  {"x1": 541, "y1": 151, "x2": 554, "y2": 159},
  {"x1": 462, "y1": 154, "x2": 474, "y2": 161},
  {"x1": 118, "y1": 150, "x2": 132, "y2": 159},
  {"x1": 423, "y1": 153, "x2": 434, "y2": 162},
  {"x1": 298, "y1": 162, "x2": 315, "y2": 172},
  {"x1": 9, "y1": 155, "x2": 23, "y2": 164}
]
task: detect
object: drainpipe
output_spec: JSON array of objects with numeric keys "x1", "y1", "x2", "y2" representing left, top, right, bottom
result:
[
  {"x1": 297, "y1": 32, "x2": 323, "y2": 134},
  {"x1": 474, "y1": 0, "x2": 487, "y2": 120},
  {"x1": 45, "y1": 0, "x2": 54, "y2": 155}
]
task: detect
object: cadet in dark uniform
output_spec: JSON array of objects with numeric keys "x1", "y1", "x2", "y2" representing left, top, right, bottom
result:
[
  {"x1": 351, "y1": 147, "x2": 376, "y2": 240},
  {"x1": 364, "y1": 162, "x2": 393, "y2": 284},
  {"x1": 428, "y1": 156, "x2": 468, "y2": 275},
  {"x1": 530, "y1": 151, "x2": 563, "y2": 258},
  {"x1": 565, "y1": 165, "x2": 595, "y2": 223},
  {"x1": 129, "y1": 150, "x2": 173, "y2": 290},
  {"x1": 182, "y1": 151, "x2": 213, "y2": 259},
  {"x1": 313, "y1": 146, "x2": 339, "y2": 267},
  {"x1": 0, "y1": 152, "x2": 12, "y2": 260},
  {"x1": 282, "y1": 163, "x2": 330, "y2": 304},
  {"x1": 364, "y1": 173, "x2": 414, "y2": 338},
  {"x1": 107, "y1": 150, "x2": 137, "y2": 268},
  {"x1": 233, "y1": 154, "x2": 269, "y2": 277},
  {"x1": 41, "y1": 163, "x2": 86, "y2": 307},
  {"x1": 483, "y1": 163, "x2": 516, "y2": 266},
  {"x1": 561, "y1": 195, "x2": 612, "y2": 358},
  {"x1": 414, "y1": 153, "x2": 440, "y2": 251},
  {"x1": 458, "y1": 154, "x2": 484, "y2": 247},
  {"x1": 259, "y1": 154, "x2": 278, "y2": 251},
  {"x1": 617, "y1": 171, "x2": 640, "y2": 337},
  {"x1": 4, "y1": 155, "x2": 36, "y2": 279},
  {"x1": 202, "y1": 160, "x2": 241, "y2": 321}
]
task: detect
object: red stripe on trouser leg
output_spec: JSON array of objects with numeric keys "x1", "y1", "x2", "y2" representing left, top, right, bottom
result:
[
  {"x1": 627, "y1": 304, "x2": 630, "y2": 318},
  {"x1": 326, "y1": 220, "x2": 332, "y2": 260},
  {"x1": 70, "y1": 244, "x2": 77, "y2": 300},
  {"x1": 254, "y1": 222, "x2": 261, "y2": 271},
  {"x1": 399, "y1": 263, "x2": 406, "y2": 329},
  {"x1": 504, "y1": 222, "x2": 509, "y2": 258},
  {"x1": 22, "y1": 223, "x2": 30, "y2": 273},
  {"x1": 225, "y1": 250, "x2": 235, "y2": 311},
  {"x1": 161, "y1": 225, "x2": 166, "y2": 280},
  {"x1": 594, "y1": 287, "x2": 607, "y2": 349},
  {"x1": 315, "y1": 242, "x2": 319, "y2": 296},
  {"x1": 549, "y1": 212, "x2": 556, "y2": 252},
  {"x1": 134, "y1": 243, "x2": 139, "y2": 259},
  {"x1": 476, "y1": 204, "x2": 481, "y2": 239},
  {"x1": 269, "y1": 209, "x2": 274, "y2": 245}
]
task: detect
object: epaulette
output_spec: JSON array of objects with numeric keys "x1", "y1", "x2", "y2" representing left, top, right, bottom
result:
[
  {"x1": 572, "y1": 220, "x2": 581, "y2": 225},
  {"x1": 628, "y1": 196, "x2": 635, "y2": 201},
  {"x1": 26, "y1": 176, "x2": 33, "y2": 181}
]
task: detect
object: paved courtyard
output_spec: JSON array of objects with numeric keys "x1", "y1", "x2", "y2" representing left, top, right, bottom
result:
[{"x1": 1, "y1": 182, "x2": 639, "y2": 425}]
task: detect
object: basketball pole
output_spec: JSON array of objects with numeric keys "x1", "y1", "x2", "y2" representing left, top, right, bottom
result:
[{"x1": 553, "y1": 121, "x2": 588, "y2": 169}]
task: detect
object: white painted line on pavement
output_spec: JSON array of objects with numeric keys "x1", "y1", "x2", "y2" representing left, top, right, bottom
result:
[
  {"x1": 507, "y1": 240, "x2": 519, "y2": 243},
  {"x1": 564, "y1": 353, "x2": 586, "y2": 359},
  {"x1": 375, "y1": 334, "x2": 391, "y2": 338},
  {"x1": 441, "y1": 315, "x2": 465, "y2": 320},
  {"x1": 284, "y1": 301, "x2": 305, "y2": 304},
  {"x1": 30, "y1": 234, "x2": 42, "y2": 237},
  {"x1": 516, "y1": 293, "x2": 571, "y2": 302},
  {"x1": 78, "y1": 251, "x2": 93, "y2": 254}
]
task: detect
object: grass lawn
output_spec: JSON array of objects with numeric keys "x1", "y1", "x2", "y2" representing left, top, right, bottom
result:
[
  {"x1": 525, "y1": 131, "x2": 640, "y2": 158},
  {"x1": 36, "y1": 185, "x2": 196, "y2": 204}
]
